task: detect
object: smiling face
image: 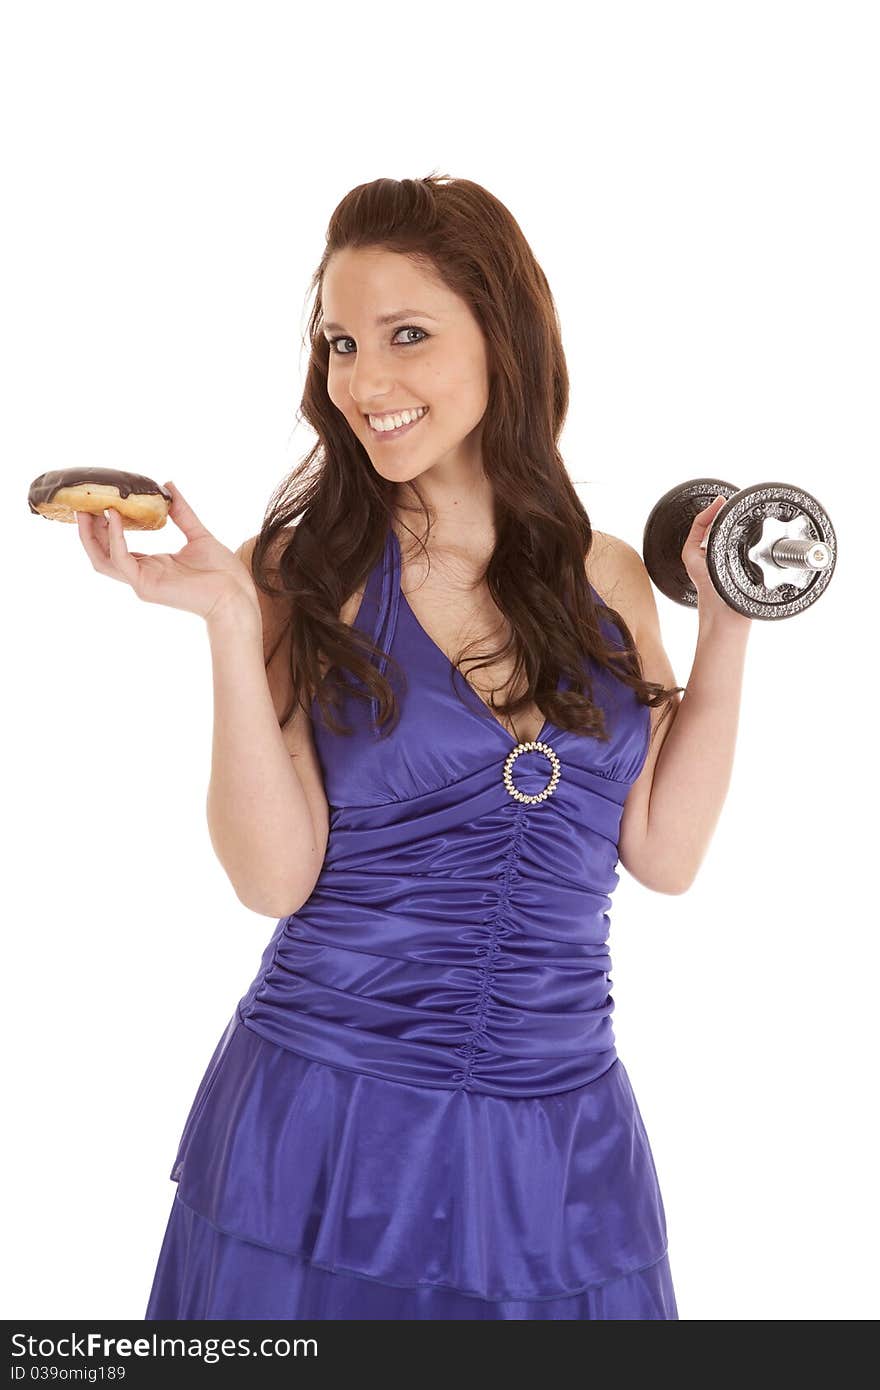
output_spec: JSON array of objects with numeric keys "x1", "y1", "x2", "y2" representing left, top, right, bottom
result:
[{"x1": 321, "y1": 246, "x2": 492, "y2": 489}]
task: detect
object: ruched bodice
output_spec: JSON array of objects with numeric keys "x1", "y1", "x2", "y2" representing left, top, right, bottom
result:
[{"x1": 151, "y1": 526, "x2": 675, "y2": 1316}]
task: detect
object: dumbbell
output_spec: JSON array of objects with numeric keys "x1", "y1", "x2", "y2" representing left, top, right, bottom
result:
[{"x1": 642, "y1": 478, "x2": 836, "y2": 620}]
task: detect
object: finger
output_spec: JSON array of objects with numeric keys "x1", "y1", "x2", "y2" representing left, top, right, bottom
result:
[
  {"x1": 76, "y1": 508, "x2": 112, "y2": 566},
  {"x1": 163, "y1": 480, "x2": 210, "y2": 542},
  {"x1": 689, "y1": 496, "x2": 726, "y2": 535},
  {"x1": 105, "y1": 505, "x2": 142, "y2": 585},
  {"x1": 77, "y1": 508, "x2": 130, "y2": 583},
  {"x1": 684, "y1": 497, "x2": 727, "y2": 557},
  {"x1": 704, "y1": 498, "x2": 727, "y2": 542}
]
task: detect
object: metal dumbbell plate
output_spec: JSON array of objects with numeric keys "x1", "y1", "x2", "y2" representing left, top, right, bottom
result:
[
  {"x1": 643, "y1": 478, "x2": 740, "y2": 607},
  {"x1": 706, "y1": 482, "x2": 835, "y2": 619}
]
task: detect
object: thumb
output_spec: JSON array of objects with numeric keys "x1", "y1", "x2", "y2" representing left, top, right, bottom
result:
[
  {"x1": 693, "y1": 494, "x2": 727, "y2": 529},
  {"x1": 163, "y1": 480, "x2": 210, "y2": 541},
  {"x1": 690, "y1": 495, "x2": 727, "y2": 552}
]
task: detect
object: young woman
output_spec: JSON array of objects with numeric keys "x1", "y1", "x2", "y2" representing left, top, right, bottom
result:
[{"x1": 78, "y1": 174, "x2": 750, "y2": 1319}]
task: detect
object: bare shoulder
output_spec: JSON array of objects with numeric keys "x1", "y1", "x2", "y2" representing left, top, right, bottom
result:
[
  {"x1": 585, "y1": 530, "x2": 685, "y2": 894},
  {"x1": 234, "y1": 524, "x2": 303, "y2": 643},
  {"x1": 587, "y1": 530, "x2": 674, "y2": 660},
  {"x1": 585, "y1": 525, "x2": 681, "y2": 707},
  {"x1": 586, "y1": 530, "x2": 645, "y2": 636},
  {"x1": 233, "y1": 527, "x2": 329, "y2": 861},
  {"x1": 232, "y1": 526, "x2": 303, "y2": 711}
]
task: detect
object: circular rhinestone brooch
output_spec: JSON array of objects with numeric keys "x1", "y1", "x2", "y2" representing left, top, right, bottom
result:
[{"x1": 502, "y1": 740, "x2": 561, "y2": 803}]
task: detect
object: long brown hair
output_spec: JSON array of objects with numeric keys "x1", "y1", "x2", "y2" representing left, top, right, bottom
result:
[{"x1": 251, "y1": 172, "x2": 683, "y2": 743}]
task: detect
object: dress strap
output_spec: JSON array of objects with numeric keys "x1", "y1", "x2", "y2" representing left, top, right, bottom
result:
[{"x1": 368, "y1": 526, "x2": 403, "y2": 728}]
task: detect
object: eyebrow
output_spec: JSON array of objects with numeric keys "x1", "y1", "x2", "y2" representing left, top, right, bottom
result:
[{"x1": 323, "y1": 308, "x2": 439, "y2": 333}]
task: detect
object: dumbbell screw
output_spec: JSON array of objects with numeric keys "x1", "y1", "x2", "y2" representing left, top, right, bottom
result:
[{"x1": 770, "y1": 539, "x2": 831, "y2": 570}]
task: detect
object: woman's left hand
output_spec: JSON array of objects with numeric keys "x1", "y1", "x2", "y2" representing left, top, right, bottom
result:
[{"x1": 681, "y1": 495, "x2": 753, "y2": 631}]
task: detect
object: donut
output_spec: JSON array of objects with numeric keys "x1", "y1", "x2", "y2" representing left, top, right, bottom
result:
[{"x1": 27, "y1": 468, "x2": 173, "y2": 530}]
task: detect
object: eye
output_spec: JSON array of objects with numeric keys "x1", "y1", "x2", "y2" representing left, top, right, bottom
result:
[{"x1": 327, "y1": 326, "x2": 429, "y2": 355}]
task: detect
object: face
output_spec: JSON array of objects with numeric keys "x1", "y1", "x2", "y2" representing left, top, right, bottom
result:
[{"x1": 321, "y1": 247, "x2": 491, "y2": 488}]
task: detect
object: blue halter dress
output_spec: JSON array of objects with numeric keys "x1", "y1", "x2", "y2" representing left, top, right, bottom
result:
[{"x1": 145, "y1": 526, "x2": 678, "y2": 1320}]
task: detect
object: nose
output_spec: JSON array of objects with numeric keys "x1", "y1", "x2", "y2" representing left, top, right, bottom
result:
[{"x1": 347, "y1": 352, "x2": 398, "y2": 413}]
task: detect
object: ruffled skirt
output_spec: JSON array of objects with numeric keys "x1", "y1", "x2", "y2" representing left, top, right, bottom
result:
[{"x1": 144, "y1": 1015, "x2": 677, "y2": 1320}]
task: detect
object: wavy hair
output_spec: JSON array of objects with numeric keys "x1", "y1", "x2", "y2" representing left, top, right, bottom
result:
[{"x1": 251, "y1": 172, "x2": 683, "y2": 743}]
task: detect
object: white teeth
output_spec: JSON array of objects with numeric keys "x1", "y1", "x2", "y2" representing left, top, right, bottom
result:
[{"x1": 368, "y1": 406, "x2": 428, "y2": 432}]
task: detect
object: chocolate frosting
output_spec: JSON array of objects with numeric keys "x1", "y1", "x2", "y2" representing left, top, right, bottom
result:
[{"x1": 27, "y1": 468, "x2": 172, "y2": 514}]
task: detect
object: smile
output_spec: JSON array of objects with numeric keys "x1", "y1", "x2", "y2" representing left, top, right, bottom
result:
[{"x1": 365, "y1": 406, "x2": 429, "y2": 440}]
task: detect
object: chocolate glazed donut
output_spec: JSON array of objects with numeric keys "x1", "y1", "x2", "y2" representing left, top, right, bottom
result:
[{"x1": 27, "y1": 468, "x2": 173, "y2": 530}]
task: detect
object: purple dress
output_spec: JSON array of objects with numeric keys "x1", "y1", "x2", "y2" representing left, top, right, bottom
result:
[{"x1": 145, "y1": 527, "x2": 678, "y2": 1320}]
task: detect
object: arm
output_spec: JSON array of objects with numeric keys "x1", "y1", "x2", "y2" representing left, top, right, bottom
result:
[
  {"x1": 611, "y1": 538, "x2": 751, "y2": 894},
  {"x1": 205, "y1": 536, "x2": 329, "y2": 917}
]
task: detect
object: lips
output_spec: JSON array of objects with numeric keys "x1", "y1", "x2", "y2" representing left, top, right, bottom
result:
[{"x1": 365, "y1": 408, "x2": 429, "y2": 440}]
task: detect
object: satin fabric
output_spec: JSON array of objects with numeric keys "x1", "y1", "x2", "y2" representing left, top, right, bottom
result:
[{"x1": 146, "y1": 526, "x2": 677, "y2": 1319}]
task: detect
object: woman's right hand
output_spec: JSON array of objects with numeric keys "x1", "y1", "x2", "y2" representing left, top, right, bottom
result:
[{"x1": 75, "y1": 480, "x2": 262, "y2": 624}]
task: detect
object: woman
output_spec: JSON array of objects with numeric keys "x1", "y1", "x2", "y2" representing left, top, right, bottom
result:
[{"x1": 78, "y1": 174, "x2": 750, "y2": 1319}]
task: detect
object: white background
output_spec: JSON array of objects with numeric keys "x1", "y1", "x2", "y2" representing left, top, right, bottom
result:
[{"x1": 2, "y1": 0, "x2": 876, "y2": 1321}]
